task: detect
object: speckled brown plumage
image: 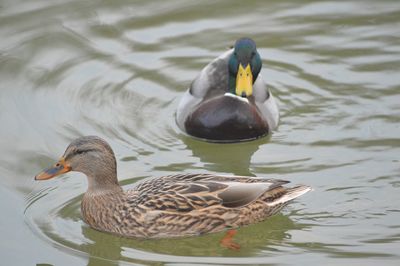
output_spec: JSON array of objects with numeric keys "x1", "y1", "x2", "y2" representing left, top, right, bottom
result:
[{"x1": 35, "y1": 136, "x2": 311, "y2": 239}]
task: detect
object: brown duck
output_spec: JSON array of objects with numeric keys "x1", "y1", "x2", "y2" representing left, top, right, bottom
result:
[{"x1": 35, "y1": 136, "x2": 311, "y2": 240}]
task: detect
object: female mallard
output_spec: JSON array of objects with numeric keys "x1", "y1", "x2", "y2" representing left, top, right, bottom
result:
[
  {"x1": 35, "y1": 136, "x2": 310, "y2": 239},
  {"x1": 176, "y1": 38, "x2": 279, "y2": 142}
]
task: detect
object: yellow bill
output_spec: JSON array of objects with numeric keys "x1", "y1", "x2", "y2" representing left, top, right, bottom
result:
[{"x1": 235, "y1": 64, "x2": 253, "y2": 97}]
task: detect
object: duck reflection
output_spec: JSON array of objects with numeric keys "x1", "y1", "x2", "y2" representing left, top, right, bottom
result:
[
  {"x1": 80, "y1": 213, "x2": 305, "y2": 265},
  {"x1": 181, "y1": 135, "x2": 268, "y2": 176},
  {"x1": 50, "y1": 186, "x2": 307, "y2": 265}
]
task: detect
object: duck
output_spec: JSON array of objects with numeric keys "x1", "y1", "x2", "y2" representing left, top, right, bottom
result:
[
  {"x1": 176, "y1": 38, "x2": 279, "y2": 142},
  {"x1": 34, "y1": 136, "x2": 310, "y2": 240}
]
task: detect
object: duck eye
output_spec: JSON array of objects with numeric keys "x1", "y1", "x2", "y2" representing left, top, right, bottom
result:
[{"x1": 76, "y1": 150, "x2": 85, "y2": 155}]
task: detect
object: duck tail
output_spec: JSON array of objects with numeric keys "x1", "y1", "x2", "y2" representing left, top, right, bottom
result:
[{"x1": 268, "y1": 185, "x2": 312, "y2": 207}]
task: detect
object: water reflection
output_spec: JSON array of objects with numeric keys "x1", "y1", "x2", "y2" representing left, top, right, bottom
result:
[
  {"x1": 82, "y1": 214, "x2": 299, "y2": 257},
  {"x1": 182, "y1": 135, "x2": 268, "y2": 176},
  {"x1": 78, "y1": 210, "x2": 303, "y2": 265}
]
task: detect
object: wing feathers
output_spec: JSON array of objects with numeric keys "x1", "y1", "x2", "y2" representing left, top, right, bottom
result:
[
  {"x1": 218, "y1": 182, "x2": 273, "y2": 208},
  {"x1": 133, "y1": 174, "x2": 310, "y2": 213},
  {"x1": 266, "y1": 185, "x2": 312, "y2": 206}
]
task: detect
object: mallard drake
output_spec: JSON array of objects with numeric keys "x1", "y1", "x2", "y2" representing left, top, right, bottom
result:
[
  {"x1": 176, "y1": 38, "x2": 279, "y2": 142},
  {"x1": 35, "y1": 136, "x2": 310, "y2": 239}
]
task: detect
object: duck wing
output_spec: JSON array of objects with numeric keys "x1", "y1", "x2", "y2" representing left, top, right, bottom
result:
[
  {"x1": 176, "y1": 50, "x2": 232, "y2": 130},
  {"x1": 189, "y1": 50, "x2": 231, "y2": 99},
  {"x1": 132, "y1": 174, "x2": 297, "y2": 212}
]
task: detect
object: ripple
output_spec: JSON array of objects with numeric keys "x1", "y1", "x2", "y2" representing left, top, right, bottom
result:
[{"x1": 1, "y1": 0, "x2": 400, "y2": 265}]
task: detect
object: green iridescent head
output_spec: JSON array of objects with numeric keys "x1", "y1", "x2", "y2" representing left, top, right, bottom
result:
[{"x1": 228, "y1": 38, "x2": 262, "y2": 97}]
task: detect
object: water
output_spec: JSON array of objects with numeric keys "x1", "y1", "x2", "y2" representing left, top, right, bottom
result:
[{"x1": 1, "y1": 0, "x2": 399, "y2": 265}]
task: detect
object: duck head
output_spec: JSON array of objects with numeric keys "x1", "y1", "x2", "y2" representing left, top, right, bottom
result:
[
  {"x1": 35, "y1": 136, "x2": 120, "y2": 191},
  {"x1": 228, "y1": 38, "x2": 262, "y2": 98}
]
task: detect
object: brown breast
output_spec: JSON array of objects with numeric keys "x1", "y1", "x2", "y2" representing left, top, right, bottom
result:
[{"x1": 185, "y1": 95, "x2": 269, "y2": 142}]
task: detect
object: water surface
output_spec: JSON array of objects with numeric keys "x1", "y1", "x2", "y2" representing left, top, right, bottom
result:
[{"x1": 1, "y1": 0, "x2": 400, "y2": 265}]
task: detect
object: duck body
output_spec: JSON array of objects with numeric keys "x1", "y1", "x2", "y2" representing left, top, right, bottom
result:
[
  {"x1": 35, "y1": 136, "x2": 310, "y2": 239},
  {"x1": 177, "y1": 38, "x2": 279, "y2": 142},
  {"x1": 81, "y1": 174, "x2": 310, "y2": 238}
]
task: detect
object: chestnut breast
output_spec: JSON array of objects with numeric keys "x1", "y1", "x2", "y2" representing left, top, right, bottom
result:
[{"x1": 184, "y1": 95, "x2": 269, "y2": 142}]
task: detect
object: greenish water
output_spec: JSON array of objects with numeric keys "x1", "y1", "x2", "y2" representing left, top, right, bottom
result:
[{"x1": 1, "y1": 0, "x2": 400, "y2": 265}]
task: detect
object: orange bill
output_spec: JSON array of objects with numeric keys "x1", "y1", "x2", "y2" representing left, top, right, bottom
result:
[{"x1": 34, "y1": 157, "x2": 71, "y2": 180}]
